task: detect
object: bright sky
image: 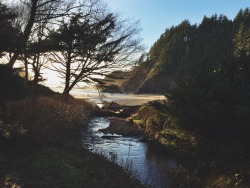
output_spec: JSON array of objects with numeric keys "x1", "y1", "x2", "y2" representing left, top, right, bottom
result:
[
  {"x1": 44, "y1": 0, "x2": 250, "y2": 86},
  {"x1": 106, "y1": 0, "x2": 250, "y2": 50}
]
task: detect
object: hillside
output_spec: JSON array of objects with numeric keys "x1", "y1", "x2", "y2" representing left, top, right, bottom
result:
[
  {"x1": 121, "y1": 60, "x2": 155, "y2": 93},
  {"x1": 101, "y1": 71, "x2": 131, "y2": 93},
  {"x1": 117, "y1": 9, "x2": 250, "y2": 94},
  {"x1": 139, "y1": 16, "x2": 233, "y2": 94},
  {"x1": 109, "y1": 0, "x2": 249, "y2": 96},
  {"x1": 102, "y1": 71, "x2": 131, "y2": 87},
  {"x1": 102, "y1": 59, "x2": 155, "y2": 93}
]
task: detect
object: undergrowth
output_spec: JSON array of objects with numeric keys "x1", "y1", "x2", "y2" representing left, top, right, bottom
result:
[
  {"x1": 0, "y1": 94, "x2": 145, "y2": 188},
  {"x1": 132, "y1": 101, "x2": 250, "y2": 188},
  {"x1": 3, "y1": 95, "x2": 94, "y2": 145}
]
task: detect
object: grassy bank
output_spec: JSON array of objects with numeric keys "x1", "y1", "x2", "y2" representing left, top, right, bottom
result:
[
  {"x1": 127, "y1": 101, "x2": 250, "y2": 187},
  {"x1": 0, "y1": 95, "x2": 144, "y2": 188},
  {"x1": 99, "y1": 102, "x2": 250, "y2": 188}
]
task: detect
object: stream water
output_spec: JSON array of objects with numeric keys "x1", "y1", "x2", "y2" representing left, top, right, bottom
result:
[
  {"x1": 82, "y1": 117, "x2": 182, "y2": 188},
  {"x1": 49, "y1": 86, "x2": 181, "y2": 187}
]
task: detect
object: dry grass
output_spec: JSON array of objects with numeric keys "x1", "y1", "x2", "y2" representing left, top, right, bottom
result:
[
  {"x1": 4, "y1": 94, "x2": 94, "y2": 145},
  {"x1": 0, "y1": 94, "x2": 146, "y2": 188}
]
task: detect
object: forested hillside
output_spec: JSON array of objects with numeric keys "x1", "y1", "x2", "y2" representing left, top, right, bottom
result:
[
  {"x1": 120, "y1": 59, "x2": 155, "y2": 93},
  {"x1": 124, "y1": 8, "x2": 250, "y2": 137},
  {"x1": 120, "y1": 8, "x2": 250, "y2": 140},
  {"x1": 122, "y1": 8, "x2": 250, "y2": 94}
]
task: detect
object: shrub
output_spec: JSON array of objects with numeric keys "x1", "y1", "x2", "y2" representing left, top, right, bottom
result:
[
  {"x1": 0, "y1": 64, "x2": 27, "y2": 100},
  {"x1": 145, "y1": 117, "x2": 153, "y2": 132},
  {"x1": 0, "y1": 120, "x2": 26, "y2": 139},
  {"x1": 137, "y1": 104, "x2": 165, "y2": 132},
  {"x1": 166, "y1": 67, "x2": 250, "y2": 138},
  {"x1": 5, "y1": 95, "x2": 94, "y2": 145}
]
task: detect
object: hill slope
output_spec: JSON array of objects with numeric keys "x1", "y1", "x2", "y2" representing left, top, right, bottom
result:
[
  {"x1": 121, "y1": 60, "x2": 155, "y2": 93},
  {"x1": 105, "y1": 9, "x2": 250, "y2": 95}
]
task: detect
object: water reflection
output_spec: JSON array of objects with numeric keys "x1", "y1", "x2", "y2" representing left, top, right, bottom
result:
[{"x1": 82, "y1": 117, "x2": 180, "y2": 188}]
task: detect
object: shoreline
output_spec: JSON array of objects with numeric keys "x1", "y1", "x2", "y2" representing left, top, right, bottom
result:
[{"x1": 95, "y1": 100, "x2": 250, "y2": 187}]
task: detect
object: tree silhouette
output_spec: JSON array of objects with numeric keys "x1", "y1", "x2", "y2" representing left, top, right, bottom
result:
[
  {"x1": 49, "y1": 12, "x2": 142, "y2": 94},
  {"x1": 0, "y1": 2, "x2": 20, "y2": 57},
  {"x1": 7, "y1": 0, "x2": 79, "y2": 68}
]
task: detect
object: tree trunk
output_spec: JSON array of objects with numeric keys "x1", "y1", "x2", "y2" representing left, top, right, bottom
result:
[
  {"x1": 8, "y1": 53, "x2": 20, "y2": 68},
  {"x1": 63, "y1": 48, "x2": 72, "y2": 94},
  {"x1": 24, "y1": 53, "x2": 29, "y2": 82},
  {"x1": 63, "y1": 71, "x2": 84, "y2": 94},
  {"x1": 8, "y1": 0, "x2": 39, "y2": 68},
  {"x1": 63, "y1": 89, "x2": 70, "y2": 95},
  {"x1": 33, "y1": 70, "x2": 39, "y2": 85},
  {"x1": 64, "y1": 62, "x2": 71, "y2": 94},
  {"x1": 32, "y1": 53, "x2": 41, "y2": 85}
]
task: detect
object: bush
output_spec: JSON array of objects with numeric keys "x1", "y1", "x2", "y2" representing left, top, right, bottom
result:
[
  {"x1": 166, "y1": 67, "x2": 250, "y2": 138},
  {"x1": 137, "y1": 104, "x2": 166, "y2": 132},
  {"x1": 0, "y1": 64, "x2": 27, "y2": 100},
  {"x1": 4, "y1": 95, "x2": 94, "y2": 144}
]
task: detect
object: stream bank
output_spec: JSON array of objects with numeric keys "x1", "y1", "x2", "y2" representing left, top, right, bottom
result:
[
  {"x1": 83, "y1": 101, "x2": 190, "y2": 188},
  {"x1": 87, "y1": 100, "x2": 250, "y2": 188},
  {"x1": 0, "y1": 95, "x2": 146, "y2": 188}
]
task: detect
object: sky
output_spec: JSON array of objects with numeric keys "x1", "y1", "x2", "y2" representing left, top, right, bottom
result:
[
  {"x1": 43, "y1": 0, "x2": 249, "y2": 86},
  {"x1": 106, "y1": 0, "x2": 250, "y2": 50}
]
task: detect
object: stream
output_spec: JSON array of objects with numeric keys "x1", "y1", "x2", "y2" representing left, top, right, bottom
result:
[
  {"x1": 48, "y1": 86, "x2": 182, "y2": 187},
  {"x1": 82, "y1": 117, "x2": 183, "y2": 188}
]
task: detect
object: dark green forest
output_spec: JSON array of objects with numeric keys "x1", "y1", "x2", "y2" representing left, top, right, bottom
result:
[
  {"x1": 121, "y1": 9, "x2": 250, "y2": 138},
  {"x1": 133, "y1": 9, "x2": 250, "y2": 186},
  {"x1": 147, "y1": 9, "x2": 250, "y2": 93}
]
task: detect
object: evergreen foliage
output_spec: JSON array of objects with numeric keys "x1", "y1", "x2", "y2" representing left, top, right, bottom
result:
[
  {"x1": 145, "y1": 9, "x2": 250, "y2": 136},
  {"x1": 0, "y1": 2, "x2": 20, "y2": 57},
  {"x1": 48, "y1": 12, "x2": 141, "y2": 94}
]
